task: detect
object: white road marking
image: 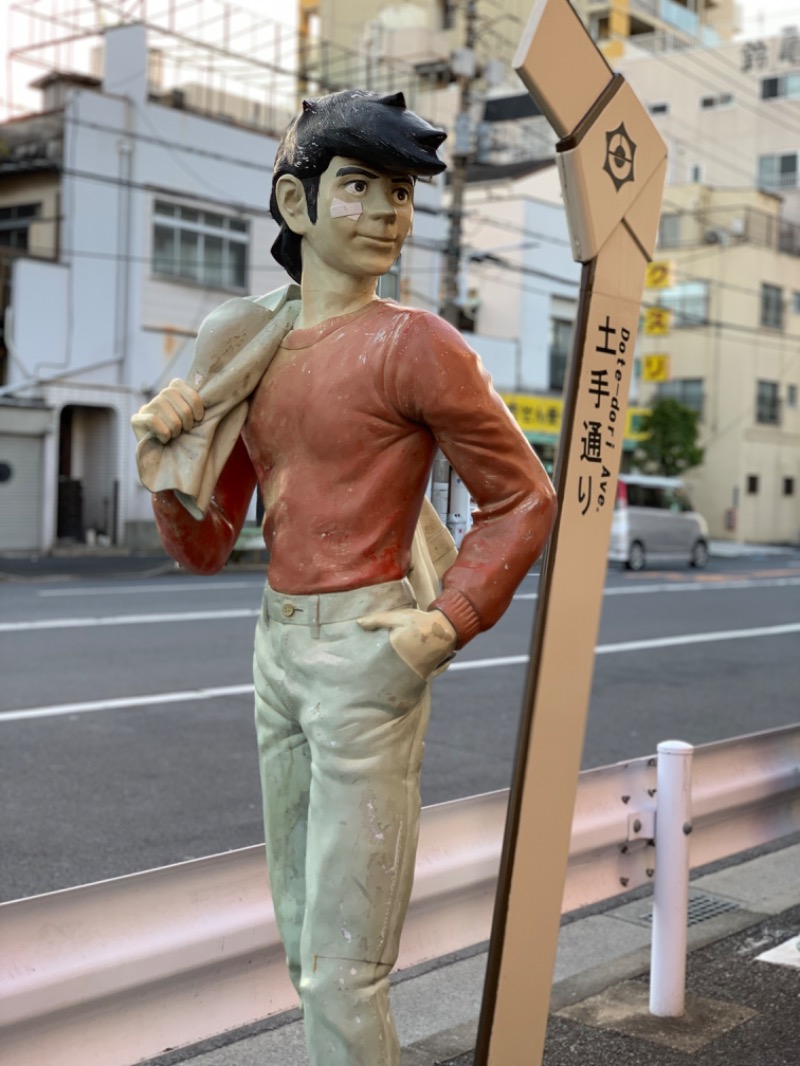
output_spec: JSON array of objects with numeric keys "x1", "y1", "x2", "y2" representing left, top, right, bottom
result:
[
  {"x1": 8, "y1": 576, "x2": 798, "y2": 633},
  {"x1": 756, "y1": 937, "x2": 800, "y2": 970},
  {"x1": 0, "y1": 609, "x2": 259, "y2": 633},
  {"x1": 594, "y1": 622, "x2": 800, "y2": 654},
  {"x1": 513, "y1": 576, "x2": 800, "y2": 601},
  {"x1": 3, "y1": 622, "x2": 798, "y2": 722},
  {"x1": 37, "y1": 581, "x2": 262, "y2": 597},
  {"x1": 456, "y1": 622, "x2": 800, "y2": 670},
  {"x1": 0, "y1": 685, "x2": 256, "y2": 722}
]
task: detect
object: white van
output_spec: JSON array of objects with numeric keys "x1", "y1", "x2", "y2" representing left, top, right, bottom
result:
[{"x1": 608, "y1": 474, "x2": 710, "y2": 571}]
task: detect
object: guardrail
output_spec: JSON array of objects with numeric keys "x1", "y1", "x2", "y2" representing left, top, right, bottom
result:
[{"x1": 2, "y1": 724, "x2": 799, "y2": 1066}]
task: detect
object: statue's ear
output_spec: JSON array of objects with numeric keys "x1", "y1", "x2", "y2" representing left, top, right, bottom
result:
[{"x1": 275, "y1": 174, "x2": 310, "y2": 236}]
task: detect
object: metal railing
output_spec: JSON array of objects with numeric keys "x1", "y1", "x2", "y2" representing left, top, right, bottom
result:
[{"x1": 2, "y1": 724, "x2": 798, "y2": 1066}]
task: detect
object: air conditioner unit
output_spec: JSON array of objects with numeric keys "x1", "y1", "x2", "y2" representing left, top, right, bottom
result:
[{"x1": 704, "y1": 229, "x2": 723, "y2": 244}]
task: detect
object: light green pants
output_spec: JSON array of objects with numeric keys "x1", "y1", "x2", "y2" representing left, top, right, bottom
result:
[{"x1": 253, "y1": 578, "x2": 432, "y2": 1066}]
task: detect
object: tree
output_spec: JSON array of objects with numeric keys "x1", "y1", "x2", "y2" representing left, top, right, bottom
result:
[{"x1": 635, "y1": 397, "x2": 704, "y2": 477}]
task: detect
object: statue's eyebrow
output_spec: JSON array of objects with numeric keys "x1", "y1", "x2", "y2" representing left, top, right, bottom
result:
[
  {"x1": 336, "y1": 165, "x2": 380, "y2": 179},
  {"x1": 335, "y1": 166, "x2": 414, "y2": 185}
]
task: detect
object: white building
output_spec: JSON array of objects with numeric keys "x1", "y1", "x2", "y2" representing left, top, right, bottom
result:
[{"x1": 0, "y1": 21, "x2": 445, "y2": 551}]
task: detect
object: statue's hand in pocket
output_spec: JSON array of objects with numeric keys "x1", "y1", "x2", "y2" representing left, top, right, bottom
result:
[{"x1": 358, "y1": 607, "x2": 457, "y2": 680}]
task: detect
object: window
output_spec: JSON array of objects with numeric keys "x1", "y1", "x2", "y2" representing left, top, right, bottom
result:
[
  {"x1": 761, "y1": 283, "x2": 784, "y2": 329},
  {"x1": 784, "y1": 477, "x2": 795, "y2": 497},
  {"x1": 625, "y1": 483, "x2": 670, "y2": 509},
  {"x1": 788, "y1": 383, "x2": 798, "y2": 407},
  {"x1": 689, "y1": 163, "x2": 705, "y2": 183},
  {"x1": 657, "y1": 280, "x2": 709, "y2": 327},
  {"x1": 792, "y1": 292, "x2": 800, "y2": 314},
  {"x1": 152, "y1": 200, "x2": 249, "y2": 290},
  {"x1": 549, "y1": 316, "x2": 574, "y2": 392},
  {"x1": 758, "y1": 152, "x2": 799, "y2": 190},
  {"x1": 756, "y1": 380, "x2": 780, "y2": 425},
  {"x1": 746, "y1": 475, "x2": 759, "y2": 495},
  {"x1": 0, "y1": 203, "x2": 41, "y2": 250},
  {"x1": 649, "y1": 102, "x2": 669, "y2": 115},
  {"x1": 761, "y1": 73, "x2": 800, "y2": 100},
  {"x1": 700, "y1": 92, "x2": 734, "y2": 109},
  {"x1": 377, "y1": 260, "x2": 400, "y2": 302},
  {"x1": 664, "y1": 485, "x2": 695, "y2": 513},
  {"x1": 762, "y1": 76, "x2": 780, "y2": 99},
  {"x1": 589, "y1": 13, "x2": 610, "y2": 39},
  {"x1": 658, "y1": 213, "x2": 682, "y2": 249},
  {"x1": 656, "y1": 378, "x2": 704, "y2": 418},
  {"x1": 439, "y1": 0, "x2": 456, "y2": 30}
]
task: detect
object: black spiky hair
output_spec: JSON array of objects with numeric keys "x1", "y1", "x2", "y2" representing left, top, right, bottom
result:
[{"x1": 270, "y1": 89, "x2": 447, "y2": 282}]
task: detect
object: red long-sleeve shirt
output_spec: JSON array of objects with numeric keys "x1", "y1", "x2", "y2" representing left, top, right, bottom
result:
[{"x1": 153, "y1": 299, "x2": 556, "y2": 646}]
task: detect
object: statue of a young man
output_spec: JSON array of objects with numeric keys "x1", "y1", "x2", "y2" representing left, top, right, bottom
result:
[{"x1": 132, "y1": 89, "x2": 557, "y2": 1066}]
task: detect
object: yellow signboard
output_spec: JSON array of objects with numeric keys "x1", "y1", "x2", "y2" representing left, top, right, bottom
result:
[
  {"x1": 642, "y1": 353, "x2": 670, "y2": 382},
  {"x1": 501, "y1": 392, "x2": 649, "y2": 443},
  {"x1": 645, "y1": 260, "x2": 673, "y2": 289},
  {"x1": 643, "y1": 306, "x2": 671, "y2": 335},
  {"x1": 500, "y1": 393, "x2": 562, "y2": 435}
]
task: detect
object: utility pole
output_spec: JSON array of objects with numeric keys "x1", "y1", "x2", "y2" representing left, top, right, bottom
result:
[
  {"x1": 433, "y1": 0, "x2": 479, "y2": 542},
  {"x1": 441, "y1": 0, "x2": 478, "y2": 328}
]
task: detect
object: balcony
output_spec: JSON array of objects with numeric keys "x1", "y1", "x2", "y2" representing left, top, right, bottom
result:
[{"x1": 657, "y1": 205, "x2": 800, "y2": 258}]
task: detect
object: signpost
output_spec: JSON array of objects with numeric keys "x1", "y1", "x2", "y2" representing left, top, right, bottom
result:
[{"x1": 473, "y1": 2, "x2": 667, "y2": 1063}]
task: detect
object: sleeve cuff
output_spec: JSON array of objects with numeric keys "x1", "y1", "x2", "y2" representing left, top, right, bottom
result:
[{"x1": 431, "y1": 588, "x2": 482, "y2": 649}]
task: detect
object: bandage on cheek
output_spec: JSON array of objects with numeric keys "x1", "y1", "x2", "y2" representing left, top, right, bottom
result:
[{"x1": 330, "y1": 198, "x2": 363, "y2": 219}]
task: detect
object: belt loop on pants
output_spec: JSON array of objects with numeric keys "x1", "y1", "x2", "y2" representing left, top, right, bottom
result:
[
  {"x1": 308, "y1": 595, "x2": 320, "y2": 639},
  {"x1": 263, "y1": 579, "x2": 415, "y2": 630}
]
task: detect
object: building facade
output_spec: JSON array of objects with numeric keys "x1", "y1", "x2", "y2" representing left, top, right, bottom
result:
[
  {"x1": 304, "y1": 0, "x2": 737, "y2": 74},
  {"x1": 0, "y1": 21, "x2": 445, "y2": 551},
  {"x1": 639, "y1": 184, "x2": 800, "y2": 543},
  {"x1": 417, "y1": 14, "x2": 800, "y2": 544},
  {"x1": 614, "y1": 32, "x2": 800, "y2": 542},
  {"x1": 3, "y1": 6, "x2": 799, "y2": 549}
]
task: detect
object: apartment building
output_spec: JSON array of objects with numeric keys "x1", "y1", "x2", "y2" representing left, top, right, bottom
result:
[
  {"x1": 0, "y1": 19, "x2": 445, "y2": 551},
  {"x1": 337, "y1": 10, "x2": 800, "y2": 544},
  {"x1": 3, "y1": 4, "x2": 798, "y2": 547},
  {"x1": 619, "y1": 25, "x2": 800, "y2": 220},
  {"x1": 640, "y1": 184, "x2": 800, "y2": 541},
  {"x1": 305, "y1": 0, "x2": 737, "y2": 73},
  {"x1": 609, "y1": 33, "x2": 800, "y2": 541}
]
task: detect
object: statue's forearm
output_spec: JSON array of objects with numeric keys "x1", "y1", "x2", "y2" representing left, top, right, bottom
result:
[{"x1": 152, "y1": 436, "x2": 257, "y2": 574}]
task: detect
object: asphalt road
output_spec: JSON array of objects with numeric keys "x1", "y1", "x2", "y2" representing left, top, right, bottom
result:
[{"x1": 1, "y1": 552, "x2": 799, "y2": 903}]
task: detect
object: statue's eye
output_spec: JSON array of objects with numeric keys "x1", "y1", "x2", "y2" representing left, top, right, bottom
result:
[
  {"x1": 394, "y1": 187, "x2": 411, "y2": 203},
  {"x1": 344, "y1": 179, "x2": 368, "y2": 195}
]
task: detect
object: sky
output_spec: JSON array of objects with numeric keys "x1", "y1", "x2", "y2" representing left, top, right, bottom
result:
[{"x1": 741, "y1": 2, "x2": 800, "y2": 37}]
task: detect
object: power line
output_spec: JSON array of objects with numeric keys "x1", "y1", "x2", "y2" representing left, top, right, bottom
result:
[
  {"x1": 66, "y1": 113, "x2": 278, "y2": 174},
  {"x1": 469, "y1": 260, "x2": 800, "y2": 352}
]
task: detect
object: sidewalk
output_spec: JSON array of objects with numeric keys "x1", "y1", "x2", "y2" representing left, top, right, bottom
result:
[
  {"x1": 1, "y1": 539, "x2": 797, "y2": 582},
  {"x1": 0, "y1": 548, "x2": 178, "y2": 581},
  {"x1": 143, "y1": 838, "x2": 800, "y2": 1066},
  {"x1": 707, "y1": 539, "x2": 800, "y2": 559}
]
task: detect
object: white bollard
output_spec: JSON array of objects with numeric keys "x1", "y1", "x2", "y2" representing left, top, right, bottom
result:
[{"x1": 650, "y1": 739, "x2": 694, "y2": 1017}]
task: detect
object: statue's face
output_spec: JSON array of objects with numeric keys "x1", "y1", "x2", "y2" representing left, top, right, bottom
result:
[{"x1": 305, "y1": 155, "x2": 415, "y2": 280}]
